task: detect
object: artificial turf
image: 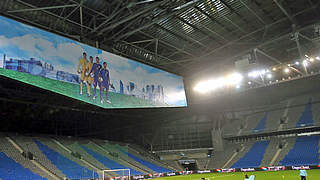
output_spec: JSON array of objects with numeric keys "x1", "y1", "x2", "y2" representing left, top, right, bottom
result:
[{"x1": 155, "y1": 170, "x2": 320, "y2": 180}]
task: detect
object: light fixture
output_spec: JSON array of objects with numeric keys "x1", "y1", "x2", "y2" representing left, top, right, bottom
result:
[
  {"x1": 316, "y1": 56, "x2": 320, "y2": 60},
  {"x1": 236, "y1": 85, "x2": 240, "y2": 89},
  {"x1": 287, "y1": 64, "x2": 291, "y2": 67},
  {"x1": 295, "y1": 61, "x2": 300, "y2": 65},
  {"x1": 303, "y1": 60, "x2": 308, "y2": 67},
  {"x1": 227, "y1": 73, "x2": 243, "y2": 85},
  {"x1": 284, "y1": 68, "x2": 290, "y2": 73},
  {"x1": 248, "y1": 81, "x2": 252, "y2": 85},
  {"x1": 310, "y1": 57, "x2": 315, "y2": 62},
  {"x1": 272, "y1": 67, "x2": 277, "y2": 71},
  {"x1": 266, "y1": 74, "x2": 272, "y2": 79}
]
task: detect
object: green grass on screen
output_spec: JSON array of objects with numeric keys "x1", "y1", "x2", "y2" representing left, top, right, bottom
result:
[{"x1": 0, "y1": 68, "x2": 168, "y2": 108}]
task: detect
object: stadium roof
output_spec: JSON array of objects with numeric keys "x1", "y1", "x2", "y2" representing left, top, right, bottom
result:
[{"x1": 1, "y1": 0, "x2": 319, "y2": 77}]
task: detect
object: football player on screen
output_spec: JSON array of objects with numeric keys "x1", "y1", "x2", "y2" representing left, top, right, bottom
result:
[
  {"x1": 89, "y1": 56, "x2": 102, "y2": 100},
  {"x1": 99, "y1": 62, "x2": 111, "y2": 104},
  {"x1": 85, "y1": 56, "x2": 94, "y2": 97},
  {"x1": 77, "y1": 52, "x2": 88, "y2": 95}
]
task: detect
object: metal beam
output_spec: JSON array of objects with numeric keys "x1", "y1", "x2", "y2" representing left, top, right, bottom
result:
[
  {"x1": 139, "y1": 31, "x2": 196, "y2": 57},
  {"x1": 87, "y1": 2, "x2": 125, "y2": 35},
  {"x1": 273, "y1": 0, "x2": 296, "y2": 24},
  {"x1": 121, "y1": 41, "x2": 176, "y2": 63},
  {"x1": 176, "y1": 16, "x2": 222, "y2": 44},
  {"x1": 113, "y1": 0, "x2": 202, "y2": 41},
  {"x1": 97, "y1": 0, "x2": 168, "y2": 35},
  {"x1": 130, "y1": 39, "x2": 154, "y2": 44},
  {"x1": 183, "y1": 21, "x2": 319, "y2": 73},
  {"x1": 239, "y1": 0, "x2": 266, "y2": 25},
  {"x1": 155, "y1": 24, "x2": 206, "y2": 47},
  {"x1": 255, "y1": 48, "x2": 282, "y2": 64},
  {"x1": 179, "y1": 6, "x2": 318, "y2": 66},
  {"x1": 194, "y1": 6, "x2": 236, "y2": 38},
  {"x1": 12, "y1": 0, "x2": 92, "y2": 30},
  {"x1": 8, "y1": 4, "x2": 78, "y2": 13}
]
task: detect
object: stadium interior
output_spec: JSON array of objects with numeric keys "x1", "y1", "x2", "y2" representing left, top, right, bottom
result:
[{"x1": 1, "y1": 0, "x2": 320, "y2": 180}]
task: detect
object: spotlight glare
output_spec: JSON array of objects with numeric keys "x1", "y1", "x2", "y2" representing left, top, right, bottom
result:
[
  {"x1": 236, "y1": 84, "x2": 240, "y2": 89},
  {"x1": 272, "y1": 67, "x2": 277, "y2": 71},
  {"x1": 194, "y1": 81, "x2": 209, "y2": 93},
  {"x1": 303, "y1": 60, "x2": 308, "y2": 67},
  {"x1": 310, "y1": 57, "x2": 315, "y2": 62},
  {"x1": 287, "y1": 64, "x2": 291, "y2": 67},
  {"x1": 266, "y1": 74, "x2": 272, "y2": 79},
  {"x1": 248, "y1": 81, "x2": 252, "y2": 85},
  {"x1": 316, "y1": 56, "x2": 320, "y2": 60},
  {"x1": 295, "y1": 61, "x2": 300, "y2": 65},
  {"x1": 227, "y1": 73, "x2": 243, "y2": 85},
  {"x1": 284, "y1": 68, "x2": 290, "y2": 73}
]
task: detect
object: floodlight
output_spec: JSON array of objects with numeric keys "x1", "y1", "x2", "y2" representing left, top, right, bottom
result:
[
  {"x1": 303, "y1": 60, "x2": 308, "y2": 67},
  {"x1": 227, "y1": 73, "x2": 243, "y2": 85},
  {"x1": 310, "y1": 57, "x2": 315, "y2": 62},
  {"x1": 284, "y1": 68, "x2": 290, "y2": 73},
  {"x1": 194, "y1": 81, "x2": 210, "y2": 93},
  {"x1": 266, "y1": 74, "x2": 272, "y2": 79}
]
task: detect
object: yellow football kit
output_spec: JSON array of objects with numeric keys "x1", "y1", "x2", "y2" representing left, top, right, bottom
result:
[
  {"x1": 77, "y1": 58, "x2": 88, "y2": 95},
  {"x1": 86, "y1": 62, "x2": 93, "y2": 96}
]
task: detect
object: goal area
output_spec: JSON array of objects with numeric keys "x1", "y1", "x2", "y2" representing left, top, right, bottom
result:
[{"x1": 98, "y1": 169, "x2": 131, "y2": 180}]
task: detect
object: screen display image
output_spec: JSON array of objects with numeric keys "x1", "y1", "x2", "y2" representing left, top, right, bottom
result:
[{"x1": 0, "y1": 16, "x2": 187, "y2": 108}]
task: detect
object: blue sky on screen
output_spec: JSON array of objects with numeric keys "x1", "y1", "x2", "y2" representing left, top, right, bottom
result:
[{"x1": 0, "y1": 16, "x2": 187, "y2": 106}]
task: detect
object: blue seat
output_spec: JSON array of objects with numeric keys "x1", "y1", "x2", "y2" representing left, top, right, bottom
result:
[
  {"x1": 34, "y1": 140, "x2": 97, "y2": 179},
  {"x1": 81, "y1": 146, "x2": 143, "y2": 176},
  {"x1": 280, "y1": 136, "x2": 320, "y2": 166},
  {"x1": 253, "y1": 112, "x2": 268, "y2": 132},
  {"x1": 121, "y1": 150, "x2": 171, "y2": 173},
  {"x1": 0, "y1": 152, "x2": 46, "y2": 180},
  {"x1": 296, "y1": 98, "x2": 314, "y2": 127},
  {"x1": 231, "y1": 141, "x2": 270, "y2": 168}
]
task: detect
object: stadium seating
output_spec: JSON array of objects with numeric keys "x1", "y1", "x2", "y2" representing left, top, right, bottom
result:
[
  {"x1": 122, "y1": 150, "x2": 172, "y2": 173},
  {"x1": 0, "y1": 152, "x2": 46, "y2": 180},
  {"x1": 253, "y1": 112, "x2": 268, "y2": 132},
  {"x1": 128, "y1": 144, "x2": 176, "y2": 171},
  {"x1": 296, "y1": 98, "x2": 314, "y2": 127},
  {"x1": 231, "y1": 141, "x2": 270, "y2": 168},
  {"x1": 162, "y1": 160, "x2": 183, "y2": 171},
  {"x1": 280, "y1": 136, "x2": 320, "y2": 166},
  {"x1": 207, "y1": 141, "x2": 243, "y2": 168},
  {"x1": 93, "y1": 139, "x2": 155, "y2": 173},
  {"x1": 34, "y1": 140, "x2": 98, "y2": 179},
  {"x1": 0, "y1": 136, "x2": 52, "y2": 180},
  {"x1": 57, "y1": 137, "x2": 107, "y2": 170},
  {"x1": 81, "y1": 145, "x2": 144, "y2": 175},
  {"x1": 285, "y1": 96, "x2": 310, "y2": 129},
  {"x1": 11, "y1": 135, "x2": 65, "y2": 178}
]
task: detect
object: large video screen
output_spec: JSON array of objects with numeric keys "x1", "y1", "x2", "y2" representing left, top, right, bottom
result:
[{"x1": 0, "y1": 16, "x2": 187, "y2": 108}]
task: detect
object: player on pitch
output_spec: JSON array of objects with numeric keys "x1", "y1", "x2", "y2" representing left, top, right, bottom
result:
[
  {"x1": 77, "y1": 52, "x2": 88, "y2": 95},
  {"x1": 89, "y1": 56, "x2": 102, "y2": 100},
  {"x1": 85, "y1": 56, "x2": 94, "y2": 97},
  {"x1": 98, "y1": 62, "x2": 111, "y2": 104}
]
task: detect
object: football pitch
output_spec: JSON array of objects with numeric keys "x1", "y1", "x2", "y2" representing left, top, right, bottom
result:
[
  {"x1": 0, "y1": 68, "x2": 167, "y2": 108},
  {"x1": 156, "y1": 170, "x2": 320, "y2": 180}
]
